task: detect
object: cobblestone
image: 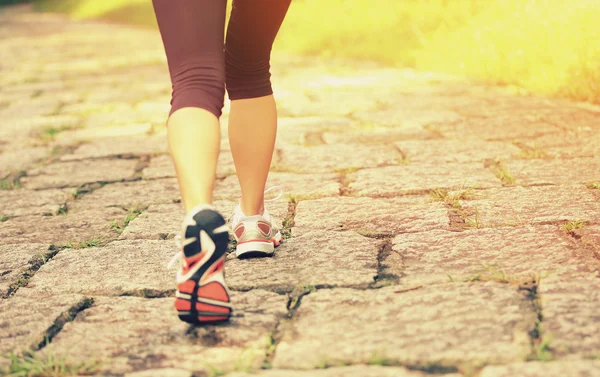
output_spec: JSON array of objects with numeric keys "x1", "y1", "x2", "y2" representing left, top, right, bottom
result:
[{"x1": 1, "y1": 7, "x2": 598, "y2": 376}]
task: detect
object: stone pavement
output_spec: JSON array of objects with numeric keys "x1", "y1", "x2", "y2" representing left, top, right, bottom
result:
[{"x1": 1, "y1": 5, "x2": 600, "y2": 377}]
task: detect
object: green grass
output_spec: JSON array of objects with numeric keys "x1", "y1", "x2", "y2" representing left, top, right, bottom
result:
[
  {"x1": 586, "y1": 181, "x2": 600, "y2": 190},
  {"x1": 63, "y1": 239, "x2": 102, "y2": 249},
  {"x1": 430, "y1": 185, "x2": 476, "y2": 209},
  {"x1": 561, "y1": 220, "x2": 585, "y2": 233},
  {"x1": 110, "y1": 206, "x2": 146, "y2": 234},
  {"x1": 0, "y1": 171, "x2": 24, "y2": 190},
  {"x1": 0, "y1": 215, "x2": 9, "y2": 222},
  {"x1": 36, "y1": 124, "x2": 81, "y2": 142},
  {"x1": 492, "y1": 165, "x2": 516, "y2": 185},
  {"x1": 2, "y1": 351, "x2": 101, "y2": 377}
]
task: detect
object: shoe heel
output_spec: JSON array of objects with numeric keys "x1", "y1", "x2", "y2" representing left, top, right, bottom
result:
[{"x1": 175, "y1": 272, "x2": 232, "y2": 324}]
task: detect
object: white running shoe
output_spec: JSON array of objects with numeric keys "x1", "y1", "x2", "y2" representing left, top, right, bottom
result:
[{"x1": 230, "y1": 187, "x2": 284, "y2": 259}]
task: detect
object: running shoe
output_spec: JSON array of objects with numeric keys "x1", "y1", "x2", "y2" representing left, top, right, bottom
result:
[
  {"x1": 230, "y1": 187, "x2": 283, "y2": 259},
  {"x1": 169, "y1": 205, "x2": 232, "y2": 324}
]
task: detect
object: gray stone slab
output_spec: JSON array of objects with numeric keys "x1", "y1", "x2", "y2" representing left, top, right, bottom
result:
[
  {"x1": 395, "y1": 139, "x2": 520, "y2": 164},
  {"x1": 0, "y1": 290, "x2": 88, "y2": 355},
  {"x1": 60, "y1": 135, "x2": 168, "y2": 161},
  {"x1": 71, "y1": 178, "x2": 180, "y2": 211},
  {"x1": 273, "y1": 284, "x2": 536, "y2": 369},
  {"x1": 538, "y1": 274, "x2": 600, "y2": 358},
  {"x1": 125, "y1": 369, "x2": 191, "y2": 377},
  {"x1": 44, "y1": 291, "x2": 287, "y2": 375},
  {"x1": 392, "y1": 226, "x2": 593, "y2": 286},
  {"x1": 118, "y1": 203, "x2": 184, "y2": 241},
  {"x1": 217, "y1": 172, "x2": 340, "y2": 201},
  {"x1": 0, "y1": 206, "x2": 125, "y2": 245},
  {"x1": 294, "y1": 196, "x2": 448, "y2": 236},
  {"x1": 27, "y1": 239, "x2": 175, "y2": 296},
  {"x1": 0, "y1": 146, "x2": 49, "y2": 178},
  {"x1": 0, "y1": 115, "x2": 81, "y2": 143},
  {"x1": 229, "y1": 365, "x2": 462, "y2": 377},
  {"x1": 0, "y1": 188, "x2": 69, "y2": 217},
  {"x1": 479, "y1": 361, "x2": 600, "y2": 377},
  {"x1": 275, "y1": 116, "x2": 355, "y2": 146},
  {"x1": 226, "y1": 230, "x2": 381, "y2": 292},
  {"x1": 505, "y1": 158, "x2": 600, "y2": 186},
  {"x1": 439, "y1": 115, "x2": 560, "y2": 141},
  {"x1": 459, "y1": 186, "x2": 600, "y2": 227},
  {"x1": 0, "y1": 243, "x2": 50, "y2": 297},
  {"x1": 322, "y1": 126, "x2": 436, "y2": 145},
  {"x1": 21, "y1": 158, "x2": 139, "y2": 189},
  {"x1": 275, "y1": 144, "x2": 401, "y2": 174},
  {"x1": 349, "y1": 163, "x2": 501, "y2": 197}
]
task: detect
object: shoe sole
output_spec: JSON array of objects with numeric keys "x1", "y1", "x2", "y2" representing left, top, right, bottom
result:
[
  {"x1": 235, "y1": 232, "x2": 282, "y2": 259},
  {"x1": 175, "y1": 209, "x2": 232, "y2": 325}
]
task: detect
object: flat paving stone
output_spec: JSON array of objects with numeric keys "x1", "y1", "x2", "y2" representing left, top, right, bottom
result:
[
  {"x1": 229, "y1": 365, "x2": 463, "y2": 377},
  {"x1": 395, "y1": 139, "x2": 520, "y2": 164},
  {"x1": 392, "y1": 226, "x2": 591, "y2": 286},
  {"x1": 576, "y1": 224, "x2": 600, "y2": 259},
  {"x1": 0, "y1": 145, "x2": 49, "y2": 178},
  {"x1": 276, "y1": 144, "x2": 401, "y2": 173},
  {"x1": 0, "y1": 114, "x2": 81, "y2": 143},
  {"x1": 0, "y1": 243, "x2": 50, "y2": 297},
  {"x1": 294, "y1": 196, "x2": 448, "y2": 236},
  {"x1": 349, "y1": 163, "x2": 501, "y2": 197},
  {"x1": 538, "y1": 274, "x2": 600, "y2": 358},
  {"x1": 21, "y1": 158, "x2": 139, "y2": 189},
  {"x1": 143, "y1": 153, "x2": 235, "y2": 180},
  {"x1": 217, "y1": 172, "x2": 340, "y2": 201},
  {"x1": 479, "y1": 360, "x2": 600, "y2": 377},
  {"x1": 322, "y1": 125, "x2": 437, "y2": 145},
  {"x1": 459, "y1": 186, "x2": 600, "y2": 227},
  {"x1": 0, "y1": 188, "x2": 69, "y2": 217},
  {"x1": 59, "y1": 135, "x2": 168, "y2": 160},
  {"x1": 71, "y1": 178, "x2": 180, "y2": 211},
  {"x1": 27, "y1": 239, "x2": 175, "y2": 296},
  {"x1": 275, "y1": 116, "x2": 355, "y2": 146},
  {"x1": 439, "y1": 115, "x2": 560, "y2": 141},
  {"x1": 226, "y1": 230, "x2": 381, "y2": 292},
  {"x1": 273, "y1": 284, "x2": 536, "y2": 369},
  {"x1": 0, "y1": 207, "x2": 125, "y2": 245},
  {"x1": 44, "y1": 291, "x2": 287, "y2": 375},
  {"x1": 511, "y1": 131, "x2": 600, "y2": 160},
  {"x1": 352, "y1": 108, "x2": 461, "y2": 129},
  {"x1": 0, "y1": 290, "x2": 88, "y2": 356},
  {"x1": 505, "y1": 158, "x2": 600, "y2": 186},
  {"x1": 125, "y1": 369, "x2": 191, "y2": 377}
]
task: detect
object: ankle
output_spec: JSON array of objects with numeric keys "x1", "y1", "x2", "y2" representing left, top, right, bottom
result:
[{"x1": 239, "y1": 199, "x2": 264, "y2": 217}]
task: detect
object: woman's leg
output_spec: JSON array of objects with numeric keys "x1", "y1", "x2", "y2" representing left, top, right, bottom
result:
[
  {"x1": 153, "y1": 0, "x2": 226, "y2": 213},
  {"x1": 153, "y1": 0, "x2": 232, "y2": 325},
  {"x1": 225, "y1": 0, "x2": 291, "y2": 216}
]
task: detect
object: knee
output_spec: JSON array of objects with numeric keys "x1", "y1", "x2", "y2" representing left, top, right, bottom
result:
[
  {"x1": 225, "y1": 50, "x2": 273, "y2": 100},
  {"x1": 169, "y1": 57, "x2": 226, "y2": 118}
]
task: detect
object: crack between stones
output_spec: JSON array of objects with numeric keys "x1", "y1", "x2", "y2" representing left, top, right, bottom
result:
[
  {"x1": 518, "y1": 277, "x2": 552, "y2": 362},
  {"x1": 2, "y1": 246, "x2": 60, "y2": 299},
  {"x1": 34, "y1": 297, "x2": 94, "y2": 351},
  {"x1": 371, "y1": 238, "x2": 400, "y2": 288},
  {"x1": 281, "y1": 197, "x2": 298, "y2": 240}
]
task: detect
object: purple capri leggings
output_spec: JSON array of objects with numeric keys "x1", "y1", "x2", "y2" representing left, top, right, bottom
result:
[{"x1": 152, "y1": 0, "x2": 291, "y2": 118}]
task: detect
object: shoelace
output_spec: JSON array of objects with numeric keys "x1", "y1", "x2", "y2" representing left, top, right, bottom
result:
[{"x1": 168, "y1": 186, "x2": 284, "y2": 269}]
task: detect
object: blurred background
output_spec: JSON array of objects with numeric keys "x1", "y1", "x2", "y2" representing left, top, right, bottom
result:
[{"x1": 1, "y1": 0, "x2": 599, "y2": 104}]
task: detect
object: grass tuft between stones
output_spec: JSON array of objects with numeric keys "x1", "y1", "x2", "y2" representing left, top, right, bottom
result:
[
  {"x1": 0, "y1": 171, "x2": 26, "y2": 190},
  {"x1": 110, "y1": 205, "x2": 147, "y2": 234},
  {"x1": 560, "y1": 219, "x2": 585, "y2": 233},
  {"x1": 1, "y1": 351, "x2": 101, "y2": 377}
]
